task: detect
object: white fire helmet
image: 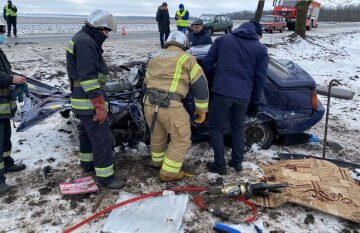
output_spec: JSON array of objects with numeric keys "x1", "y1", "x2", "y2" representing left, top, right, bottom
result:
[
  {"x1": 85, "y1": 9, "x2": 117, "y2": 33},
  {"x1": 164, "y1": 31, "x2": 189, "y2": 50}
]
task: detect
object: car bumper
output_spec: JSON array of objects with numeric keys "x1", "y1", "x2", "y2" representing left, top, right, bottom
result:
[{"x1": 276, "y1": 100, "x2": 325, "y2": 134}]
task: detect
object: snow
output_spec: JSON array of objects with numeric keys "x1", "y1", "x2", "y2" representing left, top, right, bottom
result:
[{"x1": 0, "y1": 21, "x2": 360, "y2": 233}]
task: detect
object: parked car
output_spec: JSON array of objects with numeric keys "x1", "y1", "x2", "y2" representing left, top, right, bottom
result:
[
  {"x1": 260, "y1": 15, "x2": 287, "y2": 33},
  {"x1": 188, "y1": 14, "x2": 233, "y2": 35},
  {"x1": 17, "y1": 45, "x2": 324, "y2": 150}
]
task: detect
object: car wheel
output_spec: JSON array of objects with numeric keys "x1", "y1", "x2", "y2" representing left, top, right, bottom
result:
[
  {"x1": 280, "y1": 26, "x2": 284, "y2": 33},
  {"x1": 208, "y1": 27, "x2": 213, "y2": 36},
  {"x1": 270, "y1": 27, "x2": 275, "y2": 34},
  {"x1": 225, "y1": 27, "x2": 231, "y2": 34},
  {"x1": 245, "y1": 123, "x2": 275, "y2": 150}
]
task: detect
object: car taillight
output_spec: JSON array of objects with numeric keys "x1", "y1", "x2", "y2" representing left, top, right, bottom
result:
[{"x1": 311, "y1": 88, "x2": 318, "y2": 110}]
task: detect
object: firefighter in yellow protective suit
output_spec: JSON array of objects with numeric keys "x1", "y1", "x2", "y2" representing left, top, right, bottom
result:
[{"x1": 144, "y1": 31, "x2": 209, "y2": 182}]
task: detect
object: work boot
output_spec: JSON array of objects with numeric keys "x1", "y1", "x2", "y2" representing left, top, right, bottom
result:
[
  {"x1": 206, "y1": 162, "x2": 227, "y2": 175},
  {"x1": 101, "y1": 179, "x2": 126, "y2": 189},
  {"x1": 151, "y1": 161, "x2": 162, "y2": 169},
  {"x1": 5, "y1": 163, "x2": 26, "y2": 173},
  {"x1": 0, "y1": 183, "x2": 12, "y2": 195},
  {"x1": 159, "y1": 170, "x2": 185, "y2": 182},
  {"x1": 228, "y1": 160, "x2": 243, "y2": 172}
]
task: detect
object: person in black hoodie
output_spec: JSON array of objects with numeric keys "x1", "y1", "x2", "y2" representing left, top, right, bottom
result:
[
  {"x1": 66, "y1": 9, "x2": 125, "y2": 189},
  {"x1": 188, "y1": 19, "x2": 212, "y2": 47},
  {"x1": 202, "y1": 21, "x2": 268, "y2": 175},
  {"x1": 156, "y1": 2, "x2": 170, "y2": 48}
]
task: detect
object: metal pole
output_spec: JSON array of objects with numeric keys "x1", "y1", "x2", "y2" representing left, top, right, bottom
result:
[{"x1": 322, "y1": 79, "x2": 341, "y2": 159}]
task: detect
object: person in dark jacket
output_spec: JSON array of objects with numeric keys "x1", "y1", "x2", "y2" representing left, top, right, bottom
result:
[
  {"x1": 187, "y1": 18, "x2": 212, "y2": 47},
  {"x1": 3, "y1": 0, "x2": 17, "y2": 37},
  {"x1": 66, "y1": 9, "x2": 125, "y2": 189},
  {"x1": 156, "y1": 2, "x2": 170, "y2": 48},
  {"x1": 202, "y1": 21, "x2": 268, "y2": 175},
  {"x1": 0, "y1": 20, "x2": 27, "y2": 195}
]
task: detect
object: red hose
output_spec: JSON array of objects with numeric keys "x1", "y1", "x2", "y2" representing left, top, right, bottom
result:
[
  {"x1": 63, "y1": 187, "x2": 257, "y2": 233},
  {"x1": 233, "y1": 196, "x2": 257, "y2": 223}
]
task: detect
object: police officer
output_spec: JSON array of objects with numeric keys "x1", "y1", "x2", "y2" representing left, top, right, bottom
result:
[
  {"x1": 66, "y1": 9, "x2": 125, "y2": 189},
  {"x1": 175, "y1": 3, "x2": 189, "y2": 33},
  {"x1": 3, "y1": 0, "x2": 17, "y2": 37},
  {"x1": 0, "y1": 20, "x2": 26, "y2": 195},
  {"x1": 144, "y1": 31, "x2": 209, "y2": 182}
]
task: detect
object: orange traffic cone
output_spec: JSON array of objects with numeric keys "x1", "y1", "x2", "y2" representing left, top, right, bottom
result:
[{"x1": 121, "y1": 26, "x2": 126, "y2": 36}]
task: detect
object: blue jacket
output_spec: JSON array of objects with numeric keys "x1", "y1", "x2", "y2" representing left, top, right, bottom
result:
[
  {"x1": 188, "y1": 27, "x2": 213, "y2": 46},
  {"x1": 202, "y1": 22, "x2": 268, "y2": 105}
]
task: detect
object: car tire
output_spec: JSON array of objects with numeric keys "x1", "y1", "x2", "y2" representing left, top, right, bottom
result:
[
  {"x1": 208, "y1": 27, "x2": 213, "y2": 36},
  {"x1": 225, "y1": 27, "x2": 231, "y2": 34},
  {"x1": 270, "y1": 27, "x2": 275, "y2": 34},
  {"x1": 245, "y1": 123, "x2": 275, "y2": 150}
]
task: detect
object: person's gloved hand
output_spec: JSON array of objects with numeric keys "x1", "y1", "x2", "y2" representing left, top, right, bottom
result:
[
  {"x1": 247, "y1": 104, "x2": 258, "y2": 117},
  {"x1": 194, "y1": 111, "x2": 206, "y2": 124},
  {"x1": 91, "y1": 95, "x2": 107, "y2": 124},
  {"x1": 10, "y1": 84, "x2": 29, "y2": 103}
]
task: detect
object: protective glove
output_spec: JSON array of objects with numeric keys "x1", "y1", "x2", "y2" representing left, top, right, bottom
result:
[
  {"x1": 247, "y1": 104, "x2": 258, "y2": 117},
  {"x1": 91, "y1": 95, "x2": 107, "y2": 124},
  {"x1": 194, "y1": 111, "x2": 206, "y2": 124},
  {"x1": 10, "y1": 84, "x2": 30, "y2": 103}
]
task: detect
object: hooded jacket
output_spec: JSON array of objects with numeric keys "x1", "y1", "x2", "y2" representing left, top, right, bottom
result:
[
  {"x1": 188, "y1": 27, "x2": 213, "y2": 47},
  {"x1": 202, "y1": 22, "x2": 268, "y2": 105},
  {"x1": 156, "y1": 6, "x2": 170, "y2": 33}
]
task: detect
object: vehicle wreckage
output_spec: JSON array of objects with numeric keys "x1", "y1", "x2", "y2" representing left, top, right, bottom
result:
[{"x1": 16, "y1": 45, "x2": 325, "y2": 149}]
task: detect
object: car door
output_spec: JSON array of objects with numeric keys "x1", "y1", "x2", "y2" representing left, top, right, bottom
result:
[{"x1": 213, "y1": 15, "x2": 222, "y2": 32}]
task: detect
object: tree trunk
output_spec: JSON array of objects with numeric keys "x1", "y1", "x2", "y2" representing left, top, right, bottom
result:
[
  {"x1": 295, "y1": 0, "x2": 313, "y2": 38},
  {"x1": 254, "y1": 0, "x2": 266, "y2": 22}
]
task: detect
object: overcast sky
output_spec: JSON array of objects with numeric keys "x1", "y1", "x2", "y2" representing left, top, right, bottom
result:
[{"x1": 6, "y1": 0, "x2": 359, "y2": 17}]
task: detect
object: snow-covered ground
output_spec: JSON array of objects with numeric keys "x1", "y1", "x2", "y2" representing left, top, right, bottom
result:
[{"x1": 0, "y1": 21, "x2": 359, "y2": 233}]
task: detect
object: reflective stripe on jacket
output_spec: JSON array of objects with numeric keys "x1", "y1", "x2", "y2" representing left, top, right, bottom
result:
[
  {"x1": 144, "y1": 45, "x2": 209, "y2": 112},
  {"x1": 176, "y1": 10, "x2": 188, "y2": 27},
  {"x1": 4, "y1": 4, "x2": 17, "y2": 17},
  {"x1": 0, "y1": 48, "x2": 15, "y2": 119},
  {"x1": 66, "y1": 27, "x2": 110, "y2": 115}
]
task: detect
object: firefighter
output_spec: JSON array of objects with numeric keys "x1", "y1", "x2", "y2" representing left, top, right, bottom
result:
[
  {"x1": 3, "y1": 0, "x2": 17, "y2": 37},
  {"x1": 143, "y1": 31, "x2": 209, "y2": 182},
  {"x1": 0, "y1": 20, "x2": 26, "y2": 195},
  {"x1": 175, "y1": 3, "x2": 189, "y2": 33},
  {"x1": 66, "y1": 9, "x2": 125, "y2": 189}
]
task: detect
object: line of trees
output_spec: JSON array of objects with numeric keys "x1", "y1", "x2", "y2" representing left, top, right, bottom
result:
[{"x1": 226, "y1": 4, "x2": 360, "y2": 22}]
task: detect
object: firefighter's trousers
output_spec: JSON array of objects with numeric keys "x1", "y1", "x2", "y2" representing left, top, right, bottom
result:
[
  {"x1": 0, "y1": 119, "x2": 14, "y2": 184},
  {"x1": 78, "y1": 115, "x2": 114, "y2": 184},
  {"x1": 144, "y1": 104, "x2": 191, "y2": 178}
]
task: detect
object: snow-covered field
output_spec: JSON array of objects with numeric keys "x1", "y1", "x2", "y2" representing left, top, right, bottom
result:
[{"x1": 0, "y1": 21, "x2": 359, "y2": 233}]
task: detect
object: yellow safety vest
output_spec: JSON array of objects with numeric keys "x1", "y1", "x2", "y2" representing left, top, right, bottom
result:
[
  {"x1": 4, "y1": 4, "x2": 17, "y2": 17},
  {"x1": 176, "y1": 10, "x2": 188, "y2": 27}
]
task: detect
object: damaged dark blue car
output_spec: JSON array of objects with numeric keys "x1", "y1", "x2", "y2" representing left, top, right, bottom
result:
[{"x1": 16, "y1": 45, "x2": 325, "y2": 149}]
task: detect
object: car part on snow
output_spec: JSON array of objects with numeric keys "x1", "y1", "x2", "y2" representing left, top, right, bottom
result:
[
  {"x1": 252, "y1": 158, "x2": 360, "y2": 223},
  {"x1": 102, "y1": 192, "x2": 188, "y2": 233},
  {"x1": 322, "y1": 79, "x2": 341, "y2": 159},
  {"x1": 244, "y1": 122, "x2": 274, "y2": 149},
  {"x1": 316, "y1": 85, "x2": 355, "y2": 100}
]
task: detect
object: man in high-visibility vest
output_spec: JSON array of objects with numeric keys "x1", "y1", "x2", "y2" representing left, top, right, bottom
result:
[
  {"x1": 0, "y1": 20, "x2": 27, "y2": 195},
  {"x1": 3, "y1": 0, "x2": 17, "y2": 37},
  {"x1": 66, "y1": 9, "x2": 125, "y2": 189},
  {"x1": 143, "y1": 31, "x2": 209, "y2": 182},
  {"x1": 175, "y1": 3, "x2": 189, "y2": 34}
]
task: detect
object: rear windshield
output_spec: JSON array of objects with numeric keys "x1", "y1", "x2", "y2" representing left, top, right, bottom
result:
[
  {"x1": 260, "y1": 16, "x2": 275, "y2": 22},
  {"x1": 199, "y1": 15, "x2": 215, "y2": 21},
  {"x1": 277, "y1": 0, "x2": 297, "y2": 7},
  {"x1": 268, "y1": 58, "x2": 291, "y2": 80}
]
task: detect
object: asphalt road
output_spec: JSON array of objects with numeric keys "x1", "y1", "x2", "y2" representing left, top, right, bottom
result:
[{"x1": 6, "y1": 31, "x2": 160, "y2": 44}]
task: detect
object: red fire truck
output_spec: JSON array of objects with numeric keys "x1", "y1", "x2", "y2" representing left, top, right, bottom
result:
[{"x1": 273, "y1": 0, "x2": 321, "y2": 30}]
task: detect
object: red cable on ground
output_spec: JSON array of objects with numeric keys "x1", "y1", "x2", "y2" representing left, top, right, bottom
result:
[{"x1": 233, "y1": 196, "x2": 257, "y2": 223}]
